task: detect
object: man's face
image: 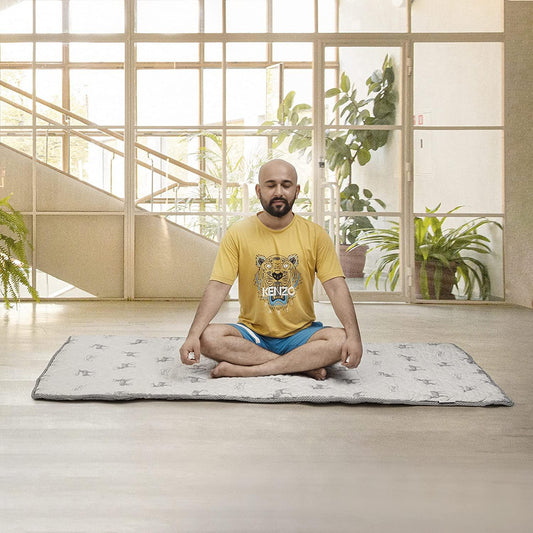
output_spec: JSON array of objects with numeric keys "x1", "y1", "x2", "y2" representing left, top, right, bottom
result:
[{"x1": 256, "y1": 163, "x2": 300, "y2": 218}]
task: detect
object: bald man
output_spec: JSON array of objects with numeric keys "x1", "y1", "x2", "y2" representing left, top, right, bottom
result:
[{"x1": 179, "y1": 159, "x2": 363, "y2": 380}]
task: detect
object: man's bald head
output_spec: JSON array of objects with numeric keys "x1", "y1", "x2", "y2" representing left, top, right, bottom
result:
[{"x1": 258, "y1": 159, "x2": 298, "y2": 185}]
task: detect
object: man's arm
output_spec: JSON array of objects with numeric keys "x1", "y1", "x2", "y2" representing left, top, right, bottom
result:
[
  {"x1": 179, "y1": 280, "x2": 232, "y2": 365},
  {"x1": 322, "y1": 276, "x2": 363, "y2": 368}
]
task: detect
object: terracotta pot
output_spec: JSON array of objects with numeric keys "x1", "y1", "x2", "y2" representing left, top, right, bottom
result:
[
  {"x1": 415, "y1": 261, "x2": 457, "y2": 300},
  {"x1": 339, "y1": 244, "x2": 368, "y2": 278}
]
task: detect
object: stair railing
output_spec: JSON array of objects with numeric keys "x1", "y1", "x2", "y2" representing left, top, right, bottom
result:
[{"x1": 0, "y1": 79, "x2": 240, "y2": 205}]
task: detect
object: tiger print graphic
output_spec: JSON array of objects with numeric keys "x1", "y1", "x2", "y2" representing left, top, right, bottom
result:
[{"x1": 255, "y1": 254, "x2": 301, "y2": 309}]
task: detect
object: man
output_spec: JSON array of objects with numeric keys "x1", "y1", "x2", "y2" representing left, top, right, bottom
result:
[{"x1": 179, "y1": 158, "x2": 363, "y2": 379}]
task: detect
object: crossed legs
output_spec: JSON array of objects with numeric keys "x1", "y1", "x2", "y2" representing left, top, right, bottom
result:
[{"x1": 199, "y1": 324, "x2": 346, "y2": 380}]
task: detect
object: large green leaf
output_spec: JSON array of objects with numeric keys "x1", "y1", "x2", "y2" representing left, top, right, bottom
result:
[
  {"x1": 357, "y1": 148, "x2": 371, "y2": 166},
  {"x1": 340, "y1": 72, "x2": 350, "y2": 92},
  {"x1": 325, "y1": 88, "x2": 341, "y2": 98}
]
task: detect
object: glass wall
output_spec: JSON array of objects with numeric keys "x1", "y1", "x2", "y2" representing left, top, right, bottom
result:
[
  {"x1": 0, "y1": 0, "x2": 504, "y2": 302},
  {"x1": 413, "y1": 39, "x2": 504, "y2": 301}
]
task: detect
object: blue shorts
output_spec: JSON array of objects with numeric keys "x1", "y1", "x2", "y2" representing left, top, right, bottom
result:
[{"x1": 229, "y1": 322, "x2": 326, "y2": 355}]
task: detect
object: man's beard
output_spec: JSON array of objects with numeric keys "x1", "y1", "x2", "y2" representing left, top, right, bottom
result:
[{"x1": 260, "y1": 195, "x2": 296, "y2": 218}]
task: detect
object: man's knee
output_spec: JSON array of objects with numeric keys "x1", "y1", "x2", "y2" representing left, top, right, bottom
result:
[
  {"x1": 311, "y1": 327, "x2": 346, "y2": 352},
  {"x1": 330, "y1": 327, "x2": 347, "y2": 352},
  {"x1": 199, "y1": 324, "x2": 221, "y2": 356},
  {"x1": 199, "y1": 324, "x2": 239, "y2": 356}
]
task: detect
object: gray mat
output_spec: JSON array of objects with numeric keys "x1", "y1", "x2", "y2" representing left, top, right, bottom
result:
[{"x1": 32, "y1": 335, "x2": 513, "y2": 406}]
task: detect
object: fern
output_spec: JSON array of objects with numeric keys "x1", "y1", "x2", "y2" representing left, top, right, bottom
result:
[{"x1": 0, "y1": 195, "x2": 39, "y2": 308}]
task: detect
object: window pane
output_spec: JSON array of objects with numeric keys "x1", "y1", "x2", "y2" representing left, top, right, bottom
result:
[
  {"x1": 272, "y1": 0, "x2": 314, "y2": 33},
  {"x1": 414, "y1": 131, "x2": 503, "y2": 214},
  {"x1": 135, "y1": 132, "x2": 227, "y2": 242},
  {"x1": 0, "y1": 0, "x2": 32, "y2": 33},
  {"x1": 0, "y1": 43, "x2": 32, "y2": 62},
  {"x1": 203, "y1": 69, "x2": 223, "y2": 125},
  {"x1": 226, "y1": 0, "x2": 267, "y2": 32},
  {"x1": 272, "y1": 43, "x2": 312, "y2": 62},
  {"x1": 226, "y1": 43, "x2": 267, "y2": 62},
  {"x1": 282, "y1": 69, "x2": 313, "y2": 112},
  {"x1": 341, "y1": 217, "x2": 403, "y2": 294},
  {"x1": 338, "y1": 0, "x2": 407, "y2": 33},
  {"x1": 326, "y1": 47, "x2": 402, "y2": 126},
  {"x1": 70, "y1": 43, "x2": 124, "y2": 63},
  {"x1": 223, "y1": 132, "x2": 271, "y2": 212},
  {"x1": 226, "y1": 69, "x2": 266, "y2": 125},
  {"x1": 136, "y1": 43, "x2": 199, "y2": 63},
  {"x1": 412, "y1": 0, "x2": 503, "y2": 33},
  {"x1": 36, "y1": 0, "x2": 63, "y2": 33},
  {"x1": 70, "y1": 70, "x2": 124, "y2": 124},
  {"x1": 69, "y1": 0, "x2": 124, "y2": 34},
  {"x1": 325, "y1": 129, "x2": 401, "y2": 213},
  {"x1": 0, "y1": 70, "x2": 32, "y2": 127},
  {"x1": 36, "y1": 43, "x2": 63, "y2": 63},
  {"x1": 36, "y1": 69, "x2": 63, "y2": 124},
  {"x1": 318, "y1": 0, "x2": 337, "y2": 32},
  {"x1": 260, "y1": 68, "x2": 313, "y2": 127},
  {"x1": 414, "y1": 43, "x2": 503, "y2": 127},
  {"x1": 0, "y1": 129, "x2": 33, "y2": 157},
  {"x1": 204, "y1": 43, "x2": 222, "y2": 62},
  {"x1": 136, "y1": 0, "x2": 199, "y2": 33},
  {"x1": 137, "y1": 70, "x2": 199, "y2": 126},
  {"x1": 135, "y1": 132, "x2": 202, "y2": 205},
  {"x1": 36, "y1": 128, "x2": 63, "y2": 170},
  {"x1": 35, "y1": 270, "x2": 95, "y2": 299},
  {"x1": 204, "y1": 0, "x2": 223, "y2": 32},
  {"x1": 37, "y1": 131, "x2": 126, "y2": 209}
]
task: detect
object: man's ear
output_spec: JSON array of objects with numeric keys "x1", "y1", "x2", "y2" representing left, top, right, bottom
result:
[{"x1": 255, "y1": 184, "x2": 261, "y2": 198}]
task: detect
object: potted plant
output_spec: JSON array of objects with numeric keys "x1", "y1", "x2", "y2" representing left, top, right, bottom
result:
[
  {"x1": 351, "y1": 205, "x2": 502, "y2": 300},
  {"x1": 261, "y1": 55, "x2": 396, "y2": 276},
  {"x1": 0, "y1": 194, "x2": 39, "y2": 308},
  {"x1": 338, "y1": 183, "x2": 384, "y2": 277}
]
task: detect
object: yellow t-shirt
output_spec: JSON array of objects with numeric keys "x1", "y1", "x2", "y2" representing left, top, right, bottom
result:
[{"x1": 210, "y1": 214, "x2": 344, "y2": 338}]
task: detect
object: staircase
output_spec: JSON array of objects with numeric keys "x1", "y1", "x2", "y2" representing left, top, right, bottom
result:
[{"x1": 0, "y1": 80, "x2": 235, "y2": 299}]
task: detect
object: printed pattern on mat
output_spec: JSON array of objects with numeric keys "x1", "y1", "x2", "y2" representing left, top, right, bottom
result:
[{"x1": 32, "y1": 336, "x2": 513, "y2": 406}]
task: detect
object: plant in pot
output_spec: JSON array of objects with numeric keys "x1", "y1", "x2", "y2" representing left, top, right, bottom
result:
[
  {"x1": 0, "y1": 194, "x2": 39, "y2": 308},
  {"x1": 261, "y1": 55, "x2": 396, "y2": 277},
  {"x1": 339, "y1": 183, "x2": 385, "y2": 277},
  {"x1": 350, "y1": 205, "x2": 502, "y2": 300}
]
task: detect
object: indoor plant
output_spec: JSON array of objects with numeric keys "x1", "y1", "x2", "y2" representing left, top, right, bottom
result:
[
  {"x1": 338, "y1": 183, "x2": 384, "y2": 277},
  {"x1": 0, "y1": 194, "x2": 39, "y2": 308},
  {"x1": 350, "y1": 205, "x2": 502, "y2": 300}
]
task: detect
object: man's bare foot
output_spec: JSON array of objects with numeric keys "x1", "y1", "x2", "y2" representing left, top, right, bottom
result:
[
  {"x1": 211, "y1": 361, "x2": 245, "y2": 378},
  {"x1": 303, "y1": 368, "x2": 327, "y2": 381},
  {"x1": 210, "y1": 362, "x2": 327, "y2": 380}
]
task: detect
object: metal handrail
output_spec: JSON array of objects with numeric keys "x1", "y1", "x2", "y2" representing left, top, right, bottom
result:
[
  {"x1": 0, "y1": 79, "x2": 239, "y2": 192},
  {"x1": 0, "y1": 93, "x2": 197, "y2": 189}
]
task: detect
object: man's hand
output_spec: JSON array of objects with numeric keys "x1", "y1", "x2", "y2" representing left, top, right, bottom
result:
[
  {"x1": 340, "y1": 336, "x2": 363, "y2": 369},
  {"x1": 178, "y1": 280, "x2": 232, "y2": 366},
  {"x1": 179, "y1": 336, "x2": 201, "y2": 365},
  {"x1": 322, "y1": 277, "x2": 363, "y2": 369}
]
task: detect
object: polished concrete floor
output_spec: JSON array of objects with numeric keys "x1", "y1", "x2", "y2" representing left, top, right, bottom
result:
[{"x1": 1, "y1": 301, "x2": 532, "y2": 533}]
